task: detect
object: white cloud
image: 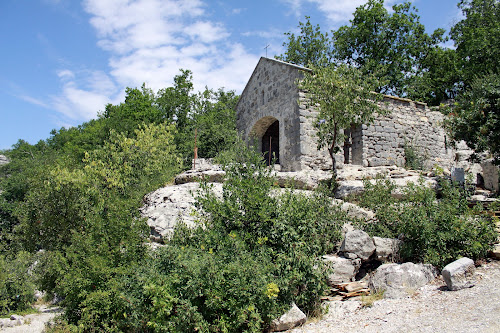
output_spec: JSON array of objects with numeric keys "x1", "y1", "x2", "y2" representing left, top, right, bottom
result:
[
  {"x1": 281, "y1": 0, "x2": 402, "y2": 25},
  {"x1": 51, "y1": 69, "x2": 120, "y2": 121},
  {"x1": 49, "y1": 0, "x2": 261, "y2": 122}
]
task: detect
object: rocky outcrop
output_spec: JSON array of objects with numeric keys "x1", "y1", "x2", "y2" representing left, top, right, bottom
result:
[
  {"x1": 0, "y1": 154, "x2": 8, "y2": 166},
  {"x1": 323, "y1": 254, "x2": 361, "y2": 285},
  {"x1": 140, "y1": 182, "x2": 222, "y2": 242},
  {"x1": 339, "y1": 230, "x2": 376, "y2": 261},
  {"x1": 442, "y1": 257, "x2": 476, "y2": 291},
  {"x1": 270, "y1": 303, "x2": 306, "y2": 332},
  {"x1": 373, "y1": 236, "x2": 401, "y2": 262},
  {"x1": 369, "y1": 262, "x2": 438, "y2": 299}
]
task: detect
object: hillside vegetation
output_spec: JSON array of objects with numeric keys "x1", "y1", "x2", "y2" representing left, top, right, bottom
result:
[{"x1": 0, "y1": 0, "x2": 499, "y2": 331}]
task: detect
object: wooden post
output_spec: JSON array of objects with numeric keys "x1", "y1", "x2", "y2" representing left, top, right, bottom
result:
[{"x1": 193, "y1": 128, "x2": 198, "y2": 170}]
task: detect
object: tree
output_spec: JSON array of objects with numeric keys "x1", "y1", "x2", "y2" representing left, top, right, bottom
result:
[
  {"x1": 276, "y1": 16, "x2": 333, "y2": 67},
  {"x1": 333, "y1": 0, "x2": 450, "y2": 101},
  {"x1": 450, "y1": 0, "x2": 500, "y2": 89},
  {"x1": 192, "y1": 88, "x2": 239, "y2": 158},
  {"x1": 298, "y1": 64, "x2": 384, "y2": 177},
  {"x1": 446, "y1": 73, "x2": 500, "y2": 163},
  {"x1": 445, "y1": 0, "x2": 500, "y2": 162}
]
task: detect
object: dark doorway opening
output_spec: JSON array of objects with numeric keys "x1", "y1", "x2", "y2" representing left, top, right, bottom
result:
[{"x1": 262, "y1": 120, "x2": 279, "y2": 165}]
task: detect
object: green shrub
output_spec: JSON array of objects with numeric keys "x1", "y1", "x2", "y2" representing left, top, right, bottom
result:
[
  {"x1": 359, "y1": 178, "x2": 497, "y2": 268},
  {"x1": 404, "y1": 141, "x2": 425, "y2": 170},
  {"x1": 0, "y1": 251, "x2": 35, "y2": 315}
]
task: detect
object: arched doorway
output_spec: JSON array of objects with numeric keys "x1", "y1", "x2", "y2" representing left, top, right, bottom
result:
[
  {"x1": 262, "y1": 120, "x2": 279, "y2": 165},
  {"x1": 249, "y1": 116, "x2": 280, "y2": 166}
]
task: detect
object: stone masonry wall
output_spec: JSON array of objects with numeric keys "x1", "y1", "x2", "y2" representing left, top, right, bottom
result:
[
  {"x1": 236, "y1": 58, "x2": 306, "y2": 171},
  {"x1": 362, "y1": 96, "x2": 453, "y2": 169},
  {"x1": 295, "y1": 94, "x2": 455, "y2": 171}
]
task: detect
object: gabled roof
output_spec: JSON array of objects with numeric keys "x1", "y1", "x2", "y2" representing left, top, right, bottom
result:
[{"x1": 235, "y1": 57, "x2": 311, "y2": 110}]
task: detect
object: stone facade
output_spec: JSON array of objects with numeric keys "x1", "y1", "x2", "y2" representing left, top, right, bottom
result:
[{"x1": 236, "y1": 58, "x2": 491, "y2": 180}]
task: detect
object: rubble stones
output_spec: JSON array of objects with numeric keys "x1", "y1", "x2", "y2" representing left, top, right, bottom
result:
[
  {"x1": 369, "y1": 262, "x2": 438, "y2": 299},
  {"x1": 270, "y1": 303, "x2": 307, "y2": 332},
  {"x1": 340, "y1": 230, "x2": 376, "y2": 261},
  {"x1": 373, "y1": 237, "x2": 401, "y2": 262},
  {"x1": 442, "y1": 257, "x2": 476, "y2": 291},
  {"x1": 323, "y1": 254, "x2": 361, "y2": 285}
]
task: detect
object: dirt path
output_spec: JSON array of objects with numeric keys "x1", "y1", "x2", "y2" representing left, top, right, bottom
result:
[
  {"x1": 1, "y1": 305, "x2": 61, "y2": 333},
  {"x1": 291, "y1": 260, "x2": 500, "y2": 333}
]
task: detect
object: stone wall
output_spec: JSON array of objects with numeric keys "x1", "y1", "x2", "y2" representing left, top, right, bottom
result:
[
  {"x1": 236, "y1": 58, "x2": 307, "y2": 171},
  {"x1": 362, "y1": 96, "x2": 453, "y2": 169},
  {"x1": 236, "y1": 58, "x2": 480, "y2": 175}
]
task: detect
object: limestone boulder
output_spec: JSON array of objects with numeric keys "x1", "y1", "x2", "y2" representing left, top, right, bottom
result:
[
  {"x1": 373, "y1": 236, "x2": 401, "y2": 262},
  {"x1": 481, "y1": 160, "x2": 499, "y2": 193},
  {"x1": 174, "y1": 161, "x2": 225, "y2": 185},
  {"x1": 269, "y1": 303, "x2": 306, "y2": 332},
  {"x1": 323, "y1": 254, "x2": 361, "y2": 285},
  {"x1": 0, "y1": 154, "x2": 8, "y2": 166},
  {"x1": 340, "y1": 230, "x2": 375, "y2": 261},
  {"x1": 442, "y1": 257, "x2": 475, "y2": 291},
  {"x1": 140, "y1": 182, "x2": 222, "y2": 241},
  {"x1": 369, "y1": 262, "x2": 438, "y2": 299}
]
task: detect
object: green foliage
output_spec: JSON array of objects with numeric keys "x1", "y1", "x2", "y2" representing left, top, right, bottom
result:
[
  {"x1": 333, "y1": 0, "x2": 450, "y2": 101},
  {"x1": 138, "y1": 144, "x2": 349, "y2": 332},
  {"x1": 298, "y1": 64, "x2": 383, "y2": 174},
  {"x1": 358, "y1": 178, "x2": 497, "y2": 268},
  {"x1": 404, "y1": 141, "x2": 425, "y2": 170},
  {"x1": 450, "y1": 0, "x2": 500, "y2": 89},
  {"x1": 192, "y1": 88, "x2": 239, "y2": 159},
  {"x1": 446, "y1": 73, "x2": 500, "y2": 164},
  {"x1": 0, "y1": 251, "x2": 35, "y2": 315},
  {"x1": 276, "y1": 16, "x2": 333, "y2": 67}
]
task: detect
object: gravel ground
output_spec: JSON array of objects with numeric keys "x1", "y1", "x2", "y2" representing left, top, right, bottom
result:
[
  {"x1": 290, "y1": 260, "x2": 500, "y2": 333},
  {"x1": 1, "y1": 305, "x2": 61, "y2": 333},
  {"x1": 2, "y1": 261, "x2": 499, "y2": 332}
]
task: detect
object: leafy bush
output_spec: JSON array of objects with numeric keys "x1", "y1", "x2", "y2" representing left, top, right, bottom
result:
[
  {"x1": 0, "y1": 251, "x2": 35, "y2": 315},
  {"x1": 359, "y1": 178, "x2": 497, "y2": 268},
  {"x1": 404, "y1": 141, "x2": 425, "y2": 170}
]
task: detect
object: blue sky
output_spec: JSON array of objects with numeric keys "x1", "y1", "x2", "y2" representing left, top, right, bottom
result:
[{"x1": 0, "y1": 0, "x2": 462, "y2": 150}]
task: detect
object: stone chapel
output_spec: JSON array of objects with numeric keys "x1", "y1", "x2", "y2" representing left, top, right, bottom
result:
[{"x1": 235, "y1": 57, "x2": 455, "y2": 172}]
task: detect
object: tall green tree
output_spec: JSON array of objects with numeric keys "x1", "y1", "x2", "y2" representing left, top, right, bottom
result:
[
  {"x1": 446, "y1": 0, "x2": 500, "y2": 162},
  {"x1": 276, "y1": 16, "x2": 333, "y2": 67},
  {"x1": 298, "y1": 64, "x2": 384, "y2": 177},
  {"x1": 450, "y1": 0, "x2": 500, "y2": 88},
  {"x1": 333, "y1": 0, "x2": 449, "y2": 100},
  {"x1": 446, "y1": 73, "x2": 500, "y2": 163}
]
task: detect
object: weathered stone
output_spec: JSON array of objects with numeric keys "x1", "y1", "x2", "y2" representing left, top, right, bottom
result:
[
  {"x1": 340, "y1": 230, "x2": 376, "y2": 261},
  {"x1": 0, "y1": 154, "x2": 8, "y2": 166},
  {"x1": 481, "y1": 160, "x2": 499, "y2": 193},
  {"x1": 373, "y1": 236, "x2": 401, "y2": 262},
  {"x1": 270, "y1": 303, "x2": 306, "y2": 332},
  {"x1": 322, "y1": 300, "x2": 361, "y2": 319},
  {"x1": 442, "y1": 257, "x2": 476, "y2": 291},
  {"x1": 140, "y1": 183, "x2": 223, "y2": 241},
  {"x1": 369, "y1": 262, "x2": 438, "y2": 299},
  {"x1": 323, "y1": 254, "x2": 361, "y2": 285}
]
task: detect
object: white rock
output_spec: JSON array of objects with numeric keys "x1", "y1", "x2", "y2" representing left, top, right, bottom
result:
[
  {"x1": 140, "y1": 182, "x2": 222, "y2": 241},
  {"x1": 370, "y1": 262, "x2": 438, "y2": 299},
  {"x1": 323, "y1": 254, "x2": 360, "y2": 285},
  {"x1": 270, "y1": 303, "x2": 307, "y2": 332},
  {"x1": 442, "y1": 257, "x2": 476, "y2": 291},
  {"x1": 373, "y1": 236, "x2": 401, "y2": 262},
  {"x1": 340, "y1": 230, "x2": 376, "y2": 261}
]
